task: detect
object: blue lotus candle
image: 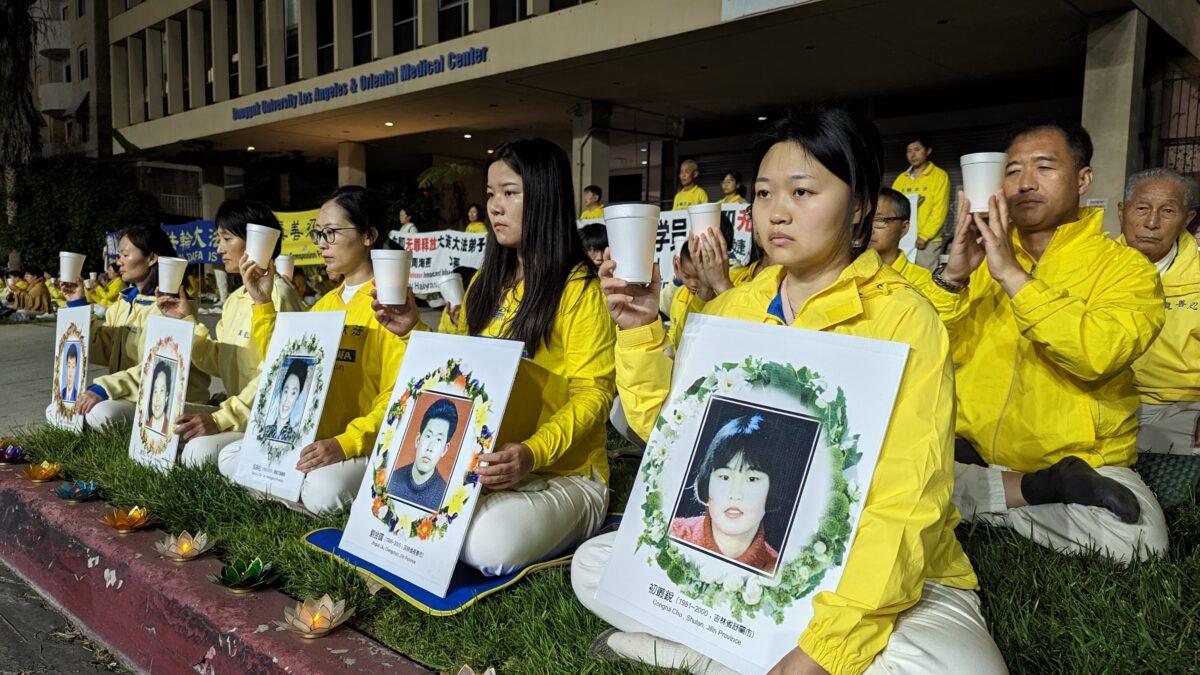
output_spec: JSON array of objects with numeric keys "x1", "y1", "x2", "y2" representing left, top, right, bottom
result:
[
  {"x1": 53, "y1": 480, "x2": 100, "y2": 503},
  {"x1": 0, "y1": 444, "x2": 27, "y2": 464}
]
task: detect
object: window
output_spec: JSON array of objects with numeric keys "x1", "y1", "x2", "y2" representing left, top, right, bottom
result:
[
  {"x1": 228, "y1": 0, "x2": 239, "y2": 94},
  {"x1": 254, "y1": 0, "x2": 267, "y2": 90},
  {"x1": 393, "y1": 0, "x2": 416, "y2": 54},
  {"x1": 490, "y1": 0, "x2": 527, "y2": 27},
  {"x1": 438, "y1": 0, "x2": 467, "y2": 42},
  {"x1": 61, "y1": 5, "x2": 69, "y2": 20},
  {"x1": 316, "y1": 0, "x2": 334, "y2": 74},
  {"x1": 284, "y1": 0, "x2": 299, "y2": 83},
  {"x1": 78, "y1": 46, "x2": 88, "y2": 80},
  {"x1": 550, "y1": 0, "x2": 592, "y2": 9},
  {"x1": 64, "y1": 60, "x2": 71, "y2": 83},
  {"x1": 352, "y1": 0, "x2": 373, "y2": 66},
  {"x1": 77, "y1": 0, "x2": 85, "y2": 17},
  {"x1": 202, "y1": 9, "x2": 213, "y2": 104}
]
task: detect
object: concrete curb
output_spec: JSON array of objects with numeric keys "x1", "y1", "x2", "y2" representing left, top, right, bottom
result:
[{"x1": 0, "y1": 464, "x2": 429, "y2": 674}]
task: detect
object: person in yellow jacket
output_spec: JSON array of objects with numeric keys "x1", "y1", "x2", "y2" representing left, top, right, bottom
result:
[
  {"x1": 672, "y1": 160, "x2": 709, "y2": 210},
  {"x1": 376, "y1": 139, "x2": 615, "y2": 576},
  {"x1": 464, "y1": 203, "x2": 488, "y2": 233},
  {"x1": 891, "y1": 136, "x2": 950, "y2": 270},
  {"x1": 219, "y1": 186, "x2": 415, "y2": 515},
  {"x1": 934, "y1": 120, "x2": 1168, "y2": 564},
  {"x1": 718, "y1": 169, "x2": 748, "y2": 204},
  {"x1": 86, "y1": 263, "x2": 125, "y2": 307},
  {"x1": 44, "y1": 272, "x2": 67, "y2": 308},
  {"x1": 16, "y1": 268, "x2": 52, "y2": 316},
  {"x1": 157, "y1": 200, "x2": 305, "y2": 467},
  {"x1": 580, "y1": 184, "x2": 605, "y2": 220},
  {"x1": 868, "y1": 187, "x2": 935, "y2": 296},
  {"x1": 573, "y1": 107, "x2": 1005, "y2": 675},
  {"x1": 60, "y1": 225, "x2": 211, "y2": 429},
  {"x1": 1118, "y1": 168, "x2": 1200, "y2": 455}
]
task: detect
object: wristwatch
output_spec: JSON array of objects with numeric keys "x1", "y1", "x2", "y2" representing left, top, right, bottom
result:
[{"x1": 932, "y1": 263, "x2": 968, "y2": 293}]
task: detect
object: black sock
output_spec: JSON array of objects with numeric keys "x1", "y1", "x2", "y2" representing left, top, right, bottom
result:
[
  {"x1": 954, "y1": 437, "x2": 987, "y2": 466},
  {"x1": 1021, "y1": 456, "x2": 1141, "y2": 523}
]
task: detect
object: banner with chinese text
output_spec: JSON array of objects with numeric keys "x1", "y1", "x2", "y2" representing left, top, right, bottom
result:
[
  {"x1": 275, "y1": 209, "x2": 323, "y2": 266},
  {"x1": 393, "y1": 230, "x2": 488, "y2": 294}
]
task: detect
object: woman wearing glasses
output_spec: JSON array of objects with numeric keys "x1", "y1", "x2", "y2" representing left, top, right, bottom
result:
[
  {"x1": 220, "y1": 186, "x2": 417, "y2": 515},
  {"x1": 155, "y1": 200, "x2": 305, "y2": 467}
]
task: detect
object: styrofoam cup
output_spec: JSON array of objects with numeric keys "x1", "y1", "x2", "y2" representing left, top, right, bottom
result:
[
  {"x1": 438, "y1": 274, "x2": 465, "y2": 307},
  {"x1": 960, "y1": 153, "x2": 1008, "y2": 213},
  {"x1": 604, "y1": 203, "x2": 660, "y2": 284},
  {"x1": 245, "y1": 223, "x2": 281, "y2": 268},
  {"x1": 157, "y1": 257, "x2": 188, "y2": 295},
  {"x1": 275, "y1": 254, "x2": 294, "y2": 277},
  {"x1": 59, "y1": 252, "x2": 85, "y2": 284},
  {"x1": 89, "y1": 272, "x2": 98, "y2": 282},
  {"x1": 687, "y1": 203, "x2": 721, "y2": 237},
  {"x1": 371, "y1": 249, "x2": 412, "y2": 305}
]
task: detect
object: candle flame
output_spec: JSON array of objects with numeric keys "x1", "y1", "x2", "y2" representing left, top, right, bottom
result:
[{"x1": 180, "y1": 541, "x2": 191, "y2": 553}]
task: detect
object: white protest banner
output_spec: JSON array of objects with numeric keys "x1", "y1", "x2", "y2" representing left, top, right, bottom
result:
[
  {"x1": 129, "y1": 316, "x2": 194, "y2": 472},
  {"x1": 338, "y1": 331, "x2": 523, "y2": 597},
  {"x1": 48, "y1": 306, "x2": 91, "y2": 432},
  {"x1": 392, "y1": 230, "x2": 488, "y2": 294},
  {"x1": 232, "y1": 311, "x2": 345, "y2": 502},
  {"x1": 596, "y1": 314, "x2": 908, "y2": 673},
  {"x1": 655, "y1": 204, "x2": 752, "y2": 289}
]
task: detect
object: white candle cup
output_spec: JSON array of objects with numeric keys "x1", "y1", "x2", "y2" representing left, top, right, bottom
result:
[
  {"x1": 960, "y1": 153, "x2": 1008, "y2": 213},
  {"x1": 245, "y1": 223, "x2": 282, "y2": 268},
  {"x1": 371, "y1": 249, "x2": 413, "y2": 305},
  {"x1": 275, "y1": 255, "x2": 295, "y2": 278},
  {"x1": 59, "y1": 252, "x2": 86, "y2": 284},
  {"x1": 157, "y1": 257, "x2": 188, "y2": 295},
  {"x1": 89, "y1": 272, "x2": 98, "y2": 282},
  {"x1": 687, "y1": 203, "x2": 722, "y2": 237},
  {"x1": 603, "y1": 204, "x2": 661, "y2": 285},
  {"x1": 438, "y1": 274, "x2": 465, "y2": 307}
]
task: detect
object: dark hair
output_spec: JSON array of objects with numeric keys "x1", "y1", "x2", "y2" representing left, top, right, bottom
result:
[
  {"x1": 420, "y1": 398, "x2": 460, "y2": 439},
  {"x1": 904, "y1": 135, "x2": 932, "y2": 151},
  {"x1": 24, "y1": 265, "x2": 43, "y2": 277},
  {"x1": 64, "y1": 342, "x2": 79, "y2": 364},
  {"x1": 758, "y1": 106, "x2": 882, "y2": 256},
  {"x1": 1005, "y1": 118, "x2": 1093, "y2": 169},
  {"x1": 579, "y1": 223, "x2": 608, "y2": 252},
  {"x1": 215, "y1": 199, "x2": 283, "y2": 257},
  {"x1": 323, "y1": 186, "x2": 385, "y2": 249},
  {"x1": 151, "y1": 359, "x2": 172, "y2": 393},
  {"x1": 877, "y1": 187, "x2": 911, "y2": 222},
  {"x1": 118, "y1": 225, "x2": 179, "y2": 293},
  {"x1": 465, "y1": 138, "x2": 593, "y2": 354},
  {"x1": 722, "y1": 170, "x2": 746, "y2": 198},
  {"x1": 466, "y1": 203, "x2": 484, "y2": 222},
  {"x1": 584, "y1": 184, "x2": 603, "y2": 201},
  {"x1": 282, "y1": 357, "x2": 308, "y2": 390}
]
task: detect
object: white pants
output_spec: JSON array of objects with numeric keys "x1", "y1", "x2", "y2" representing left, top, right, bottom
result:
[
  {"x1": 217, "y1": 440, "x2": 367, "y2": 515},
  {"x1": 45, "y1": 401, "x2": 217, "y2": 433},
  {"x1": 1137, "y1": 402, "x2": 1200, "y2": 455},
  {"x1": 461, "y1": 473, "x2": 608, "y2": 577},
  {"x1": 570, "y1": 532, "x2": 1006, "y2": 675},
  {"x1": 179, "y1": 431, "x2": 244, "y2": 468},
  {"x1": 953, "y1": 462, "x2": 1168, "y2": 564}
]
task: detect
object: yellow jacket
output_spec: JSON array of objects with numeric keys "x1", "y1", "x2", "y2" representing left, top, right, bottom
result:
[
  {"x1": 665, "y1": 265, "x2": 758, "y2": 350},
  {"x1": 616, "y1": 251, "x2": 975, "y2": 675},
  {"x1": 47, "y1": 280, "x2": 67, "y2": 308},
  {"x1": 672, "y1": 185, "x2": 709, "y2": 211},
  {"x1": 891, "y1": 163, "x2": 950, "y2": 242},
  {"x1": 1132, "y1": 231, "x2": 1200, "y2": 404},
  {"x1": 195, "y1": 280, "x2": 306, "y2": 432},
  {"x1": 439, "y1": 267, "x2": 616, "y2": 481},
  {"x1": 251, "y1": 280, "x2": 414, "y2": 459},
  {"x1": 19, "y1": 279, "x2": 52, "y2": 314},
  {"x1": 580, "y1": 205, "x2": 605, "y2": 219},
  {"x1": 888, "y1": 252, "x2": 935, "y2": 298},
  {"x1": 465, "y1": 221, "x2": 488, "y2": 234},
  {"x1": 928, "y1": 208, "x2": 1164, "y2": 472},
  {"x1": 719, "y1": 194, "x2": 748, "y2": 204},
  {"x1": 87, "y1": 277, "x2": 125, "y2": 306}
]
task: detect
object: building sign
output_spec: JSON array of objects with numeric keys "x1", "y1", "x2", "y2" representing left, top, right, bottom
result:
[{"x1": 231, "y1": 47, "x2": 490, "y2": 123}]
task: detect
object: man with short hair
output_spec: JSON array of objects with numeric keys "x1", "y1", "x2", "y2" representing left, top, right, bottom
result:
[
  {"x1": 870, "y1": 187, "x2": 935, "y2": 296},
  {"x1": 671, "y1": 160, "x2": 708, "y2": 210},
  {"x1": 891, "y1": 135, "x2": 950, "y2": 269},
  {"x1": 386, "y1": 398, "x2": 460, "y2": 511},
  {"x1": 932, "y1": 119, "x2": 1168, "y2": 563},
  {"x1": 580, "y1": 185, "x2": 605, "y2": 220},
  {"x1": 1119, "y1": 168, "x2": 1200, "y2": 455}
]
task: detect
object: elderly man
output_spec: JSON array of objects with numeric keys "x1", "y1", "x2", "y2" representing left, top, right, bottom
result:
[
  {"x1": 931, "y1": 119, "x2": 1168, "y2": 563},
  {"x1": 672, "y1": 160, "x2": 708, "y2": 210},
  {"x1": 1119, "y1": 168, "x2": 1200, "y2": 456}
]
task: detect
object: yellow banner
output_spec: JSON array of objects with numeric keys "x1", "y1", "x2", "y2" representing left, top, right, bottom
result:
[{"x1": 274, "y1": 209, "x2": 323, "y2": 266}]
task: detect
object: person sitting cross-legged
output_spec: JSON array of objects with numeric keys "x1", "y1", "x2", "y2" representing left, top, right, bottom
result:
[{"x1": 933, "y1": 119, "x2": 1168, "y2": 564}]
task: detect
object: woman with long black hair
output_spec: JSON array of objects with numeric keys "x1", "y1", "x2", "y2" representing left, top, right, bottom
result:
[
  {"x1": 376, "y1": 138, "x2": 615, "y2": 575},
  {"x1": 572, "y1": 107, "x2": 1005, "y2": 674}
]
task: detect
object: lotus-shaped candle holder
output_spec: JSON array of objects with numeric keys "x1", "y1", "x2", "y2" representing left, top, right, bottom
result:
[
  {"x1": 53, "y1": 480, "x2": 100, "y2": 503},
  {"x1": 21, "y1": 461, "x2": 60, "y2": 482},
  {"x1": 275, "y1": 594, "x2": 355, "y2": 638},
  {"x1": 209, "y1": 558, "x2": 277, "y2": 594},
  {"x1": 0, "y1": 443, "x2": 27, "y2": 464},
  {"x1": 101, "y1": 506, "x2": 152, "y2": 533},
  {"x1": 155, "y1": 531, "x2": 214, "y2": 562}
]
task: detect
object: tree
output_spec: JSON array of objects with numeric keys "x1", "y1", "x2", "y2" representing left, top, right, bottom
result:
[
  {"x1": 418, "y1": 162, "x2": 479, "y2": 228},
  {"x1": 0, "y1": 0, "x2": 43, "y2": 267}
]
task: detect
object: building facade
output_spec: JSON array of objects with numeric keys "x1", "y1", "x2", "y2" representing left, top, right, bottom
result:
[{"x1": 34, "y1": 0, "x2": 111, "y2": 157}]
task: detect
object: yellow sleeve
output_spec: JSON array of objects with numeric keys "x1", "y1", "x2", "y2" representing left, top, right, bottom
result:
[
  {"x1": 799, "y1": 302, "x2": 962, "y2": 674},
  {"x1": 94, "y1": 361, "x2": 141, "y2": 401},
  {"x1": 188, "y1": 320, "x2": 222, "y2": 377},
  {"x1": 918, "y1": 170, "x2": 950, "y2": 241},
  {"x1": 666, "y1": 289, "x2": 705, "y2": 351},
  {"x1": 613, "y1": 319, "x2": 674, "y2": 441},
  {"x1": 523, "y1": 284, "x2": 617, "y2": 470},
  {"x1": 333, "y1": 326, "x2": 421, "y2": 459},
  {"x1": 250, "y1": 302, "x2": 278, "y2": 359},
  {"x1": 437, "y1": 302, "x2": 468, "y2": 335},
  {"x1": 1009, "y1": 262, "x2": 1165, "y2": 381},
  {"x1": 211, "y1": 373, "x2": 259, "y2": 432}
]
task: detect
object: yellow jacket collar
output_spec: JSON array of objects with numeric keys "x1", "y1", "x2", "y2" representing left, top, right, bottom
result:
[
  {"x1": 906, "y1": 162, "x2": 936, "y2": 179},
  {"x1": 749, "y1": 249, "x2": 897, "y2": 331},
  {"x1": 889, "y1": 251, "x2": 911, "y2": 274},
  {"x1": 1162, "y1": 231, "x2": 1199, "y2": 293},
  {"x1": 1013, "y1": 207, "x2": 1104, "y2": 262}
]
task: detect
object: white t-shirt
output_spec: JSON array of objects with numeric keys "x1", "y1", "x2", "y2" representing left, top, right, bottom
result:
[{"x1": 341, "y1": 281, "x2": 367, "y2": 304}]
